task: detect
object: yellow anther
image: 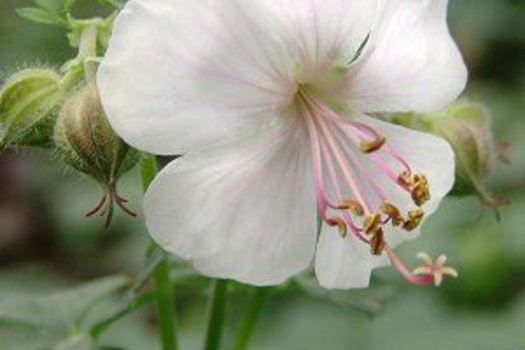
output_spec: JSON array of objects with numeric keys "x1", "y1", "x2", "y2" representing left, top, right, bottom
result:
[
  {"x1": 338, "y1": 200, "x2": 365, "y2": 216},
  {"x1": 402, "y1": 208, "x2": 424, "y2": 231},
  {"x1": 363, "y1": 213, "x2": 381, "y2": 235},
  {"x1": 380, "y1": 203, "x2": 404, "y2": 227},
  {"x1": 411, "y1": 174, "x2": 430, "y2": 207},
  {"x1": 370, "y1": 228, "x2": 386, "y2": 255},
  {"x1": 360, "y1": 135, "x2": 386, "y2": 153},
  {"x1": 397, "y1": 172, "x2": 431, "y2": 207},
  {"x1": 397, "y1": 171, "x2": 413, "y2": 190},
  {"x1": 327, "y1": 217, "x2": 347, "y2": 238}
]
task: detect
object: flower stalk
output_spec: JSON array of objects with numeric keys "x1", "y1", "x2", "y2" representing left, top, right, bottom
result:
[
  {"x1": 233, "y1": 288, "x2": 270, "y2": 350},
  {"x1": 140, "y1": 155, "x2": 179, "y2": 350},
  {"x1": 203, "y1": 280, "x2": 229, "y2": 350},
  {"x1": 78, "y1": 24, "x2": 99, "y2": 84}
]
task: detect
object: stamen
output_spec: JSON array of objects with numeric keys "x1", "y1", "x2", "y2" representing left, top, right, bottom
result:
[
  {"x1": 296, "y1": 86, "x2": 441, "y2": 284},
  {"x1": 327, "y1": 217, "x2": 348, "y2": 238},
  {"x1": 300, "y1": 93, "x2": 366, "y2": 242},
  {"x1": 360, "y1": 135, "x2": 386, "y2": 153},
  {"x1": 319, "y1": 139, "x2": 369, "y2": 242},
  {"x1": 363, "y1": 213, "x2": 381, "y2": 236},
  {"x1": 337, "y1": 199, "x2": 365, "y2": 216},
  {"x1": 380, "y1": 203, "x2": 404, "y2": 227},
  {"x1": 403, "y1": 208, "x2": 424, "y2": 231},
  {"x1": 370, "y1": 228, "x2": 386, "y2": 255},
  {"x1": 397, "y1": 171, "x2": 413, "y2": 189},
  {"x1": 398, "y1": 172, "x2": 431, "y2": 207},
  {"x1": 412, "y1": 174, "x2": 431, "y2": 206}
]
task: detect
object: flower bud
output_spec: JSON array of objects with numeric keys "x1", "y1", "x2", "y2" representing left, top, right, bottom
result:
[
  {"x1": 394, "y1": 101, "x2": 507, "y2": 213},
  {"x1": 55, "y1": 84, "x2": 138, "y2": 227},
  {"x1": 0, "y1": 69, "x2": 63, "y2": 148}
]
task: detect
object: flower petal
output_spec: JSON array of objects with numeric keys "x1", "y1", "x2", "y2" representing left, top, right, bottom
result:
[
  {"x1": 364, "y1": 116, "x2": 455, "y2": 236},
  {"x1": 260, "y1": 0, "x2": 379, "y2": 67},
  {"x1": 144, "y1": 123, "x2": 317, "y2": 286},
  {"x1": 98, "y1": 0, "x2": 295, "y2": 155},
  {"x1": 347, "y1": 0, "x2": 467, "y2": 113},
  {"x1": 315, "y1": 225, "x2": 387, "y2": 289},
  {"x1": 315, "y1": 116, "x2": 454, "y2": 289}
]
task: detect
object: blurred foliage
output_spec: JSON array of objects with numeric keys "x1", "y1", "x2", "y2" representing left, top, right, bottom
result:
[{"x1": 1, "y1": 0, "x2": 525, "y2": 349}]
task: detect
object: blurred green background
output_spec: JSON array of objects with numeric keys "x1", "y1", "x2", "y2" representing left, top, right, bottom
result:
[{"x1": 1, "y1": 0, "x2": 525, "y2": 349}]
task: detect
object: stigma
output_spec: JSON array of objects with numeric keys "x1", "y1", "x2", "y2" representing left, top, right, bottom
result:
[{"x1": 295, "y1": 86, "x2": 456, "y2": 287}]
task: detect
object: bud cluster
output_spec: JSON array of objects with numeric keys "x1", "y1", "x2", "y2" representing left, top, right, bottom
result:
[{"x1": 0, "y1": 7, "x2": 139, "y2": 227}]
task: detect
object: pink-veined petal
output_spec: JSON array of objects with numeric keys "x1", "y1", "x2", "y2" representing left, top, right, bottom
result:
[
  {"x1": 144, "y1": 123, "x2": 317, "y2": 286},
  {"x1": 98, "y1": 0, "x2": 295, "y2": 155},
  {"x1": 315, "y1": 224, "x2": 388, "y2": 289},
  {"x1": 315, "y1": 116, "x2": 454, "y2": 289},
  {"x1": 259, "y1": 0, "x2": 379, "y2": 71},
  {"x1": 347, "y1": 0, "x2": 467, "y2": 113}
]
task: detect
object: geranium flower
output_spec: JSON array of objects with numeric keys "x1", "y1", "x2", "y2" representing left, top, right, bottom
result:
[{"x1": 98, "y1": 0, "x2": 467, "y2": 289}]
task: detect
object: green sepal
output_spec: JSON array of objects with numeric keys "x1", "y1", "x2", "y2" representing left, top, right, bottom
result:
[
  {"x1": 0, "y1": 69, "x2": 64, "y2": 149},
  {"x1": 54, "y1": 84, "x2": 139, "y2": 226},
  {"x1": 394, "y1": 101, "x2": 505, "y2": 208},
  {"x1": 55, "y1": 85, "x2": 137, "y2": 185}
]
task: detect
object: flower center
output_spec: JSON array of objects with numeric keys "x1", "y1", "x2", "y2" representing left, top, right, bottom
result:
[
  {"x1": 296, "y1": 86, "x2": 430, "y2": 242},
  {"x1": 291, "y1": 86, "x2": 451, "y2": 286}
]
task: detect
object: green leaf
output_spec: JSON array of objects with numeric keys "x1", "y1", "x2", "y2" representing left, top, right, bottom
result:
[
  {"x1": 63, "y1": 0, "x2": 80, "y2": 12},
  {"x1": 90, "y1": 247, "x2": 163, "y2": 339},
  {"x1": 295, "y1": 274, "x2": 396, "y2": 316},
  {"x1": 53, "y1": 334, "x2": 98, "y2": 350},
  {"x1": 35, "y1": 0, "x2": 63, "y2": 12},
  {"x1": 16, "y1": 8, "x2": 67, "y2": 27},
  {"x1": 0, "y1": 275, "x2": 129, "y2": 350},
  {"x1": 95, "y1": 0, "x2": 122, "y2": 9},
  {"x1": 0, "y1": 275, "x2": 129, "y2": 328}
]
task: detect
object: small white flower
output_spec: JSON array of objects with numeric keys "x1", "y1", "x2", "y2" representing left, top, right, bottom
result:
[{"x1": 98, "y1": 0, "x2": 467, "y2": 289}]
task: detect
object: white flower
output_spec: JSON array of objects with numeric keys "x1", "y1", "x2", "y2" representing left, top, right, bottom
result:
[{"x1": 98, "y1": 0, "x2": 467, "y2": 289}]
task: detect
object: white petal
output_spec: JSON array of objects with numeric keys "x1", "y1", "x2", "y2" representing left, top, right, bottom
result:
[
  {"x1": 259, "y1": 0, "x2": 379, "y2": 68},
  {"x1": 364, "y1": 116, "x2": 455, "y2": 230},
  {"x1": 347, "y1": 0, "x2": 467, "y2": 113},
  {"x1": 357, "y1": 116, "x2": 454, "y2": 251},
  {"x1": 315, "y1": 225, "x2": 387, "y2": 289},
  {"x1": 98, "y1": 0, "x2": 295, "y2": 155},
  {"x1": 315, "y1": 116, "x2": 454, "y2": 289},
  {"x1": 144, "y1": 124, "x2": 317, "y2": 286}
]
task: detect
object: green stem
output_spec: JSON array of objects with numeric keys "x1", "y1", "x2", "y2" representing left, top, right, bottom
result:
[
  {"x1": 152, "y1": 253, "x2": 178, "y2": 350},
  {"x1": 140, "y1": 154, "x2": 159, "y2": 192},
  {"x1": 78, "y1": 25, "x2": 99, "y2": 84},
  {"x1": 60, "y1": 24, "x2": 99, "y2": 90},
  {"x1": 203, "y1": 280, "x2": 229, "y2": 350},
  {"x1": 232, "y1": 288, "x2": 270, "y2": 350},
  {"x1": 140, "y1": 154, "x2": 178, "y2": 350}
]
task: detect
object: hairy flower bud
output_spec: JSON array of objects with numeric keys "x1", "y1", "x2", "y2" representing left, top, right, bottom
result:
[
  {"x1": 0, "y1": 69, "x2": 63, "y2": 148},
  {"x1": 394, "y1": 101, "x2": 508, "y2": 214},
  {"x1": 55, "y1": 84, "x2": 138, "y2": 226}
]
